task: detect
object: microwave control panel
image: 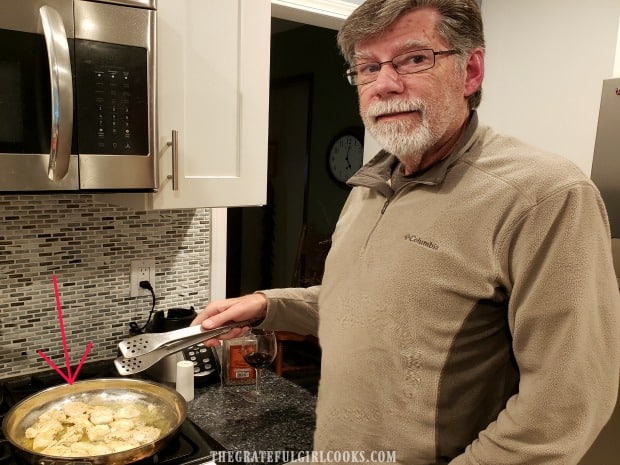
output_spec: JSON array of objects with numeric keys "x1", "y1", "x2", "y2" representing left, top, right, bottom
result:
[{"x1": 75, "y1": 40, "x2": 149, "y2": 156}]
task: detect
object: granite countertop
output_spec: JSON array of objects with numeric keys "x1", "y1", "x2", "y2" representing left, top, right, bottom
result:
[{"x1": 186, "y1": 370, "x2": 317, "y2": 461}]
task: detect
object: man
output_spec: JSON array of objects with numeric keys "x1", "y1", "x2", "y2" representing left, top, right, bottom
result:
[{"x1": 194, "y1": 1, "x2": 620, "y2": 463}]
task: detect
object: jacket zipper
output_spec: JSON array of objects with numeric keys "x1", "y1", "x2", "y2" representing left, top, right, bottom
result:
[{"x1": 362, "y1": 182, "x2": 433, "y2": 252}]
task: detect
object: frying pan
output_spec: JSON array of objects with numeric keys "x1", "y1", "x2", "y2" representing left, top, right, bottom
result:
[{"x1": 2, "y1": 378, "x2": 187, "y2": 465}]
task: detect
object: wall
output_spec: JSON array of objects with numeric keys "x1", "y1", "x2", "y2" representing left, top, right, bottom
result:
[
  {"x1": 478, "y1": 0, "x2": 620, "y2": 176},
  {"x1": 362, "y1": 1, "x2": 620, "y2": 174},
  {"x1": 0, "y1": 195, "x2": 210, "y2": 379}
]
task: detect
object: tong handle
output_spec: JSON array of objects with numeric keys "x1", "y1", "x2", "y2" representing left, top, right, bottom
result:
[
  {"x1": 119, "y1": 320, "x2": 253, "y2": 359},
  {"x1": 160, "y1": 320, "x2": 253, "y2": 350},
  {"x1": 160, "y1": 323, "x2": 248, "y2": 353},
  {"x1": 158, "y1": 323, "x2": 204, "y2": 344}
]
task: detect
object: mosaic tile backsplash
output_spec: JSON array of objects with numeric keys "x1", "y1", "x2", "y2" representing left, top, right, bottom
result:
[{"x1": 0, "y1": 194, "x2": 211, "y2": 379}]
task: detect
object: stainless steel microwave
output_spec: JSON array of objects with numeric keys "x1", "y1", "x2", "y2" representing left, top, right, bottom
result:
[{"x1": 0, "y1": 0, "x2": 157, "y2": 191}]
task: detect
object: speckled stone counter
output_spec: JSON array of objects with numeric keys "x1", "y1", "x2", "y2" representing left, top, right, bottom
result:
[{"x1": 186, "y1": 370, "x2": 317, "y2": 461}]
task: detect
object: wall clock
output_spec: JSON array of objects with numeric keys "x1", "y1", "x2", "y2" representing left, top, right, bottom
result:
[{"x1": 327, "y1": 130, "x2": 364, "y2": 184}]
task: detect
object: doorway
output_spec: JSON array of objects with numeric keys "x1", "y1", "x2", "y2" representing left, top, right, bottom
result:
[
  {"x1": 226, "y1": 18, "x2": 362, "y2": 297},
  {"x1": 226, "y1": 76, "x2": 312, "y2": 296}
]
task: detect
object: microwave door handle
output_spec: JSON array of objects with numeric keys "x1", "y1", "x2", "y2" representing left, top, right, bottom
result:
[{"x1": 39, "y1": 5, "x2": 73, "y2": 181}]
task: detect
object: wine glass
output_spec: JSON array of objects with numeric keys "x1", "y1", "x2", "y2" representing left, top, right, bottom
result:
[{"x1": 241, "y1": 329, "x2": 277, "y2": 402}]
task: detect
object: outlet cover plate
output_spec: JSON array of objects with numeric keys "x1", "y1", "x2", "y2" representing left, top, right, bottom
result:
[{"x1": 130, "y1": 259, "x2": 155, "y2": 297}]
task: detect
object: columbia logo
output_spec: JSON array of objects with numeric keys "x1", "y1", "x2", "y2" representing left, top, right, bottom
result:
[{"x1": 404, "y1": 233, "x2": 439, "y2": 250}]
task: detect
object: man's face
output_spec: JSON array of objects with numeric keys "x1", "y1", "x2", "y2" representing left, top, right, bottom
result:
[{"x1": 354, "y1": 8, "x2": 473, "y2": 165}]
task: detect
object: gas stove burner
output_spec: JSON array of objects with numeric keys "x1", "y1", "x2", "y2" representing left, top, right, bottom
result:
[
  {"x1": 0, "y1": 360, "x2": 228, "y2": 465},
  {"x1": 0, "y1": 439, "x2": 12, "y2": 465}
]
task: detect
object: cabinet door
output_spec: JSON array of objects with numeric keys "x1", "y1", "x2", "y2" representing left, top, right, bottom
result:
[{"x1": 99, "y1": 0, "x2": 270, "y2": 209}]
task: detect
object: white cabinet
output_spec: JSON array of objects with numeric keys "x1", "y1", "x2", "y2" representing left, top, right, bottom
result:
[{"x1": 99, "y1": 0, "x2": 270, "y2": 209}]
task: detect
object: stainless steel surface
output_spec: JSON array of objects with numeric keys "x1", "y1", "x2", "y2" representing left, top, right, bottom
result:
[
  {"x1": 119, "y1": 321, "x2": 252, "y2": 359},
  {"x1": 119, "y1": 325, "x2": 204, "y2": 359},
  {"x1": 115, "y1": 322, "x2": 252, "y2": 376},
  {"x1": 590, "y1": 78, "x2": 620, "y2": 238},
  {"x1": 40, "y1": 5, "x2": 73, "y2": 181},
  {"x1": 2, "y1": 378, "x2": 186, "y2": 465},
  {"x1": 0, "y1": 0, "x2": 74, "y2": 34},
  {"x1": 0, "y1": 155, "x2": 79, "y2": 191},
  {"x1": 0, "y1": 0, "x2": 157, "y2": 191},
  {"x1": 167, "y1": 130, "x2": 179, "y2": 191},
  {"x1": 91, "y1": 0, "x2": 157, "y2": 9},
  {"x1": 0, "y1": 0, "x2": 78, "y2": 190},
  {"x1": 75, "y1": 0, "x2": 154, "y2": 47},
  {"x1": 74, "y1": 0, "x2": 157, "y2": 190}
]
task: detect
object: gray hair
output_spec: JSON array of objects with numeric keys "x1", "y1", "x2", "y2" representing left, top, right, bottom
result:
[{"x1": 337, "y1": 0, "x2": 485, "y2": 109}]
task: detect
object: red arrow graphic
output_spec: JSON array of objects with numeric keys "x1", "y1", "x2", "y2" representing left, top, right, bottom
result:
[{"x1": 37, "y1": 274, "x2": 93, "y2": 385}]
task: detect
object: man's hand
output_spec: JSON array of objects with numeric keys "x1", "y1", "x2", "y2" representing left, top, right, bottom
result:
[{"x1": 191, "y1": 293, "x2": 268, "y2": 346}]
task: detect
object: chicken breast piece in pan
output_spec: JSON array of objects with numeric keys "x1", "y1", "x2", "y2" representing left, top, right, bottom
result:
[
  {"x1": 39, "y1": 409, "x2": 67, "y2": 423},
  {"x1": 32, "y1": 430, "x2": 57, "y2": 450},
  {"x1": 26, "y1": 418, "x2": 63, "y2": 440},
  {"x1": 64, "y1": 412, "x2": 93, "y2": 429},
  {"x1": 114, "y1": 404, "x2": 141, "y2": 419},
  {"x1": 70, "y1": 441, "x2": 113, "y2": 456},
  {"x1": 89, "y1": 406, "x2": 114, "y2": 425},
  {"x1": 86, "y1": 424, "x2": 110, "y2": 442},
  {"x1": 108, "y1": 418, "x2": 135, "y2": 438},
  {"x1": 132, "y1": 425, "x2": 161, "y2": 444},
  {"x1": 57, "y1": 424, "x2": 85, "y2": 444},
  {"x1": 62, "y1": 401, "x2": 90, "y2": 417}
]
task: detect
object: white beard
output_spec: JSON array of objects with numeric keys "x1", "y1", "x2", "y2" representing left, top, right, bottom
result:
[{"x1": 362, "y1": 98, "x2": 436, "y2": 165}]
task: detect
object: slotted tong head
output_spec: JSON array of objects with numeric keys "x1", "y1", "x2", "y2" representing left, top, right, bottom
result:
[{"x1": 114, "y1": 321, "x2": 252, "y2": 376}]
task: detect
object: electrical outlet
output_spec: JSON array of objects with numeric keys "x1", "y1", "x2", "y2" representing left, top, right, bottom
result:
[{"x1": 130, "y1": 259, "x2": 155, "y2": 297}]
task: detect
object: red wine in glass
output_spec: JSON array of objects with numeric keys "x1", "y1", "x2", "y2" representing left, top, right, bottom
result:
[
  {"x1": 241, "y1": 329, "x2": 277, "y2": 402},
  {"x1": 243, "y1": 352, "x2": 275, "y2": 369}
]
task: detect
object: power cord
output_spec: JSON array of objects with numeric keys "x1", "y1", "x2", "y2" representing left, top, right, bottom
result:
[{"x1": 129, "y1": 280, "x2": 157, "y2": 334}]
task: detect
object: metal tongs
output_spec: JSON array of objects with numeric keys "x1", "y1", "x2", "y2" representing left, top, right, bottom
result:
[{"x1": 114, "y1": 321, "x2": 252, "y2": 376}]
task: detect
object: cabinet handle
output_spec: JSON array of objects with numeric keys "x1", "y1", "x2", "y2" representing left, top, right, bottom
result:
[{"x1": 166, "y1": 129, "x2": 179, "y2": 191}]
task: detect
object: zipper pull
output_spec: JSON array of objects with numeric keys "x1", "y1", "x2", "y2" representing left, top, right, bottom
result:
[{"x1": 381, "y1": 199, "x2": 389, "y2": 214}]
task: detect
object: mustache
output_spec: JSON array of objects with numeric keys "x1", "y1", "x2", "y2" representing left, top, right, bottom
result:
[{"x1": 364, "y1": 98, "x2": 425, "y2": 119}]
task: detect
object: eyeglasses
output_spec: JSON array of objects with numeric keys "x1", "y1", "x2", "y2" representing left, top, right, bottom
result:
[{"x1": 345, "y1": 48, "x2": 460, "y2": 86}]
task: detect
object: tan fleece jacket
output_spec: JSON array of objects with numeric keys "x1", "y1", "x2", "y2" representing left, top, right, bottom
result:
[{"x1": 260, "y1": 113, "x2": 620, "y2": 464}]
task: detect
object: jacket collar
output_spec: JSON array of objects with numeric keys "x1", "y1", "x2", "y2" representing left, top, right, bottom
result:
[{"x1": 347, "y1": 111, "x2": 480, "y2": 195}]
